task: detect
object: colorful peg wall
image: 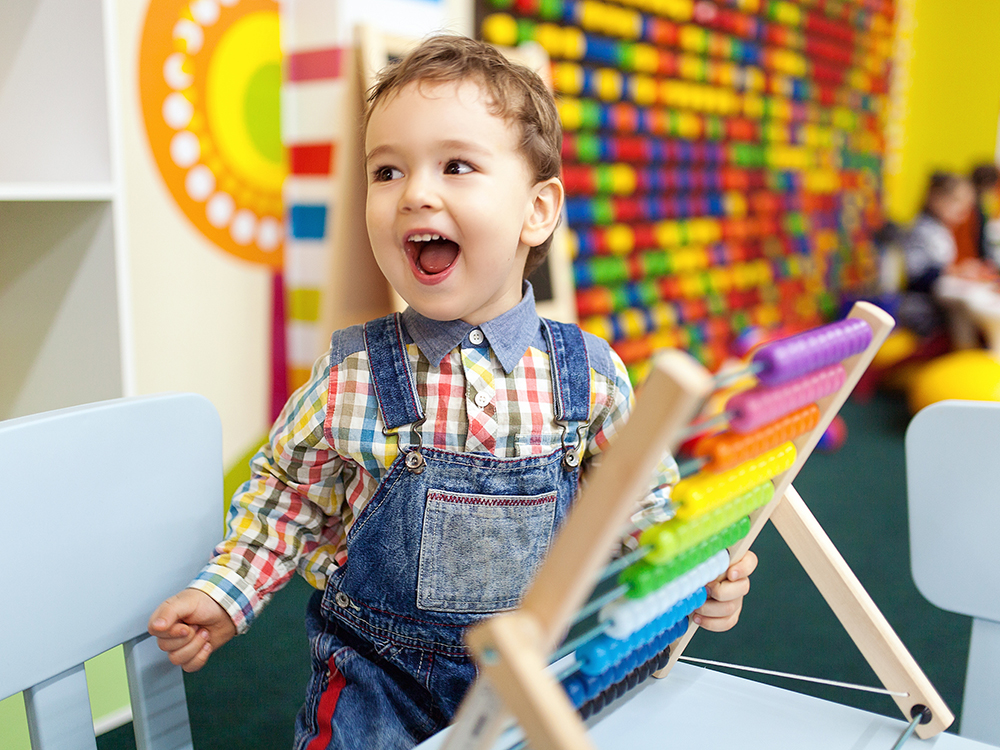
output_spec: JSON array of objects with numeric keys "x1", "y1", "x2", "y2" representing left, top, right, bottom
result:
[{"x1": 479, "y1": 0, "x2": 893, "y2": 381}]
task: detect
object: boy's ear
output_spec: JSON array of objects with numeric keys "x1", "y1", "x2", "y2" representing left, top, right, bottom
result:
[{"x1": 521, "y1": 177, "x2": 565, "y2": 248}]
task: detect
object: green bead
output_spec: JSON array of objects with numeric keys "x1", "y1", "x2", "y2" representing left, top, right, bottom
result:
[
  {"x1": 589, "y1": 256, "x2": 628, "y2": 285},
  {"x1": 538, "y1": 0, "x2": 563, "y2": 20},
  {"x1": 576, "y1": 134, "x2": 601, "y2": 163},
  {"x1": 581, "y1": 99, "x2": 602, "y2": 129},
  {"x1": 612, "y1": 285, "x2": 632, "y2": 312},
  {"x1": 642, "y1": 251, "x2": 671, "y2": 277},
  {"x1": 639, "y1": 279, "x2": 660, "y2": 306},
  {"x1": 591, "y1": 197, "x2": 614, "y2": 225},
  {"x1": 595, "y1": 165, "x2": 614, "y2": 194},
  {"x1": 617, "y1": 42, "x2": 635, "y2": 70},
  {"x1": 516, "y1": 18, "x2": 536, "y2": 44}
]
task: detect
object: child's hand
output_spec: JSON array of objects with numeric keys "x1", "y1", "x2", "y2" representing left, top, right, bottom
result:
[
  {"x1": 692, "y1": 550, "x2": 758, "y2": 632},
  {"x1": 148, "y1": 589, "x2": 236, "y2": 672}
]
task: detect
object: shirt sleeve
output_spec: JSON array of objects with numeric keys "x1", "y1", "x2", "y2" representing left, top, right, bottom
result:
[
  {"x1": 188, "y1": 350, "x2": 348, "y2": 634},
  {"x1": 582, "y1": 348, "x2": 680, "y2": 520}
]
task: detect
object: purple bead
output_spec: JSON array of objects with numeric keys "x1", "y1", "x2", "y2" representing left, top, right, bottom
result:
[{"x1": 753, "y1": 318, "x2": 872, "y2": 386}]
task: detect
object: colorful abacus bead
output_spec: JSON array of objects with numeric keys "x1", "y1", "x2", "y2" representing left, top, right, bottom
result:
[
  {"x1": 599, "y1": 550, "x2": 729, "y2": 639},
  {"x1": 639, "y1": 481, "x2": 774, "y2": 566},
  {"x1": 694, "y1": 403, "x2": 821, "y2": 471},
  {"x1": 726, "y1": 364, "x2": 846, "y2": 433},
  {"x1": 672, "y1": 442, "x2": 796, "y2": 521},
  {"x1": 752, "y1": 318, "x2": 873, "y2": 385}
]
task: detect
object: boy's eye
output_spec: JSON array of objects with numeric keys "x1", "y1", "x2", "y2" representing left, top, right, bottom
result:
[
  {"x1": 372, "y1": 166, "x2": 402, "y2": 182},
  {"x1": 445, "y1": 160, "x2": 473, "y2": 175}
]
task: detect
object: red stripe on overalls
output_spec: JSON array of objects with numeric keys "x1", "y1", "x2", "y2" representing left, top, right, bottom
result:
[{"x1": 306, "y1": 656, "x2": 347, "y2": 750}]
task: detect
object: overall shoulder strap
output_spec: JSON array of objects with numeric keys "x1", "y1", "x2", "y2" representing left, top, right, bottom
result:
[
  {"x1": 540, "y1": 318, "x2": 591, "y2": 423},
  {"x1": 362, "y1": 314, "x2": 425, "y2": 430}
]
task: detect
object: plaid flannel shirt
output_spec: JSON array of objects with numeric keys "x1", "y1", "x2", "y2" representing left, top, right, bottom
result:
[{"x1": 191, "y1": 287, "x2": 678, "y2": 633}]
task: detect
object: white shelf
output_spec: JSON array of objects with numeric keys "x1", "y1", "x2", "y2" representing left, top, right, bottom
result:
[
  {"x1": 0, "y1": 183, "x2": 115, "y2": 202},
  {"x1": 0, "y1": 0, "x2": 112, "y2": 184},
  {"x1": 0, "y1": 201, "x2": 123, "y2": 421}
]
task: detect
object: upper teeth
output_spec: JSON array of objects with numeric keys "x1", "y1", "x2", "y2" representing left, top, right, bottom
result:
[{"x1": 411, "y1": 233, "x2": 442, "y2": 243}]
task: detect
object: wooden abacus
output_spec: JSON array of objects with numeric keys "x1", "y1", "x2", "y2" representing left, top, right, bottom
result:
[{"x1": 440, "y1": 301, "x2": 953, "y2": 750}]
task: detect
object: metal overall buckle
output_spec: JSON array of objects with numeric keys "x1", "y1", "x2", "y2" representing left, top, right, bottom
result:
[
  {"x1": 558, "y1": 420, "x2": 585, "y2": 471},
  {"x1": 386, "y1": 418, "x2": 427, "y2": 475}
]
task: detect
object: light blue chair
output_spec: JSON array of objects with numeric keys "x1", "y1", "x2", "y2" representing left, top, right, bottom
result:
[
  {"x1": 0, "y1": 394, "x2": 223, "y2": 749},
  {"x1": 906, "y1": 399, "x2": 1000, "y2": 747}
]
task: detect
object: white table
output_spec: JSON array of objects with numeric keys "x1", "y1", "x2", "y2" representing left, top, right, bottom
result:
[
  {"x1": 934, "y1": 274, "x2": 1000, "y2": 356},
  {"x1": 417, "y1": 663, "x2": 996, "y2": 750}
]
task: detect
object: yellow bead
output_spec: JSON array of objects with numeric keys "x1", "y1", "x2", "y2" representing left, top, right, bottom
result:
[
  {"x1": 558, "y1": 98, "x2": 584, "y2": 130},
  {"x1": 481, "y1": 14, "x2": 518, "y2": 47},
  {"x1": 651, "y1": 303, "x2": 677, "y2": 329},
  {"x1": 595, "y1": 68, "x2": 623, "y2": 101},
  {"x1": 563, "y1": 27, "x2": 586, "y2": 60},
  {"x1": 655, "y1": 221, "x2": 680, "y2": 248},
  {"x1": 633, "y1": 43, "x2": 658, "y2": 73},
  {"x1": 552, "y1": 62, "x2": 584, "y2": 95},
  {"x1": 581, "y1": 315, "x2": 614, "y2": 342},
  {"x1": 724, "y1": 191, "x2": 747, "y2": 218},
  {"x1": 629, "y1": 75, "x2": 657, "y2": 106},
  {"x1": 566, "y1": 229, "x2": 580, "y2": 259},
  {"x1": 620, "y1": 309, "x2": 646, "y2": 338},
  {"x1": 610, "y1": 164, "x2": 636, "y2": 195},
  {"x1": 535, "y1": 23, "x2": 564, "y2": 58},
  {"x1": 673, "y1": 443, "x2": 796, "y2": 520},
  {"x1": 606, "y1": 223, "x2": 635, "y2": 254},
  {"x1": 677, "y1": 111, "x2": 701, "y2": 138}
]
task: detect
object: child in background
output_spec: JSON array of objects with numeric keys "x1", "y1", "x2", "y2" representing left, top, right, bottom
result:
[
  {"x1": 897, "y1": 172, "x2": 975, "y2": 336},
  {"x1": 904, "y1": 171, "x2": 975, "y2": 294},
  {"x1": 970, "y1": 163, "x2": 1000, "y2": 265},
  {"x1": 149, "y1": 35, "x2": 757, "y2": 750}
]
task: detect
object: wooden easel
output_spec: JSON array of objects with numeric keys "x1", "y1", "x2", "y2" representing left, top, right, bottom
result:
[{"x1": 443, "y1": 301, "x2": 954, "y2": 750}]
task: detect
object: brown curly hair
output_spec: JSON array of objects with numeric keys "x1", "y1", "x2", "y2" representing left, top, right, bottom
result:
[{"x1": 363, "y1": 34, "x2": 563, "y2": 277}]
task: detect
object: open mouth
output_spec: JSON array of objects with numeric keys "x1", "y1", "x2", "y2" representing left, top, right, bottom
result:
[{"x1": 405, "y1": 232, "x2": 460, "y2": 276}]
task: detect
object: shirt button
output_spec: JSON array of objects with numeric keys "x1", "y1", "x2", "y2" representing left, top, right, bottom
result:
[
  {"x1": 469, "y1": 329, "x2": 485, "y2": 345},
  {"x1": 474, "y1": 391, "x2": 491, "y2": 408}
]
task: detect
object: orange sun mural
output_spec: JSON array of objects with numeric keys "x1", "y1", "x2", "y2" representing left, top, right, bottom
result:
[{"x1": 139, "y1": 0, "x2": 285, "y2": 268}]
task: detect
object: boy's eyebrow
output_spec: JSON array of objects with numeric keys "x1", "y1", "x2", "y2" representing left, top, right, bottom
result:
[{"x1": 365, "y1": 139, "x2": 493, "y2": 165}]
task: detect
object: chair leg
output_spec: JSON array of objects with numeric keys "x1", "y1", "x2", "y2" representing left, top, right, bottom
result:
[
  {"x1": 960, "y1": 617, "x2": 1000, "y2": 745},
  {"x1": 124, "y1": 635, "x2": 194, "y2": 750},
  {"x1": 24, "y1": 663, "x2": 99, "y2": 750}
]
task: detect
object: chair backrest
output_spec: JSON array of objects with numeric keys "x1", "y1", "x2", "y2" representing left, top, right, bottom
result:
[
  {"x1": 0, "y1": 394, "x2": 224, "y2": 750},
  {"x1": 906, "y1": 399, "x2": 1000, "y2": 745}
]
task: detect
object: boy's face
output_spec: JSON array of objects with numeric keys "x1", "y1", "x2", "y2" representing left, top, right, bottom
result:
[{"x1": 365, "y1": 79, "x2": 555, "y2": 325}]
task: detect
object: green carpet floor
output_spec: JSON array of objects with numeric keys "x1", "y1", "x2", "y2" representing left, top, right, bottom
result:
[{"x1": 97, "y1": 391, "x2": 972, "y2": 749}]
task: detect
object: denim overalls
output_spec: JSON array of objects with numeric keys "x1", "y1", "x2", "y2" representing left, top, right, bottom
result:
[{"x1": 293, "y1": 313, "x2": 592, "y2": 750}]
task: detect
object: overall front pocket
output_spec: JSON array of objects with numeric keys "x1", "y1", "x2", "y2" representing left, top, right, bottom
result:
[{"x1": 416, "y1": 489, "x2": 557, "y2": 613}]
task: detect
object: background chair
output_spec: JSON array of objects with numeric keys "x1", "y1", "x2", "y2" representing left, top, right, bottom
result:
[
  {"x1": 906, "y1": 399, "x2": 1000, "y2": 746},
  {"x1": 0, "y1": 394, "x2": 223, "y2": 749}
]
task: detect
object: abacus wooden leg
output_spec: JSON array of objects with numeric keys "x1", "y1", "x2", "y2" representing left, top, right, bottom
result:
[
  {"x1": 466, "y1": 612, "x2": 595, "y2": 750},
  {"x1": 768, "y1": 485, "x2": 954, "y2": 738}
]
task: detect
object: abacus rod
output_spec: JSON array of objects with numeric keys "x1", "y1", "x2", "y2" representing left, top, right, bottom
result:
[
  {"x1": 676, "y1": 410, "x2": 730, "y2": 440},
  {"x1": 551, "y1": 620, "x2": 612, "y2": 662},
  {"x1": 712, "y1": 359, "x2": 765, "y2": 389},
  {"x1": 571, "y1": 584, "x2": 630, "y2": 624},
  {"x1": 890, "y1": 712, "x2": 925, "y2": 750},
  {"x1": 678, "y1": 656, "x2": 909, "y2": 697},
  {"x1": 599, "y1": 544, "x2": 653, "y2": 581}
]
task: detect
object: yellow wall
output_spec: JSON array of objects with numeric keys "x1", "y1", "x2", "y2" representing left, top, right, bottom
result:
[{"x1": 885, "y1": 0, "x2": 1000, "y2": 222}]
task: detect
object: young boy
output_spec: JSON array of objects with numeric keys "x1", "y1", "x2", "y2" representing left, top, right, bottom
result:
[{"x1": 149, "y1": 34, "x2": 757, "y2": 750}]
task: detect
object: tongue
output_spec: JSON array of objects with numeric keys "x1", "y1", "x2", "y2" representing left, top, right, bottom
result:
[{"x1": 417, "y1": 241, "x2": 459, "y2": 274}]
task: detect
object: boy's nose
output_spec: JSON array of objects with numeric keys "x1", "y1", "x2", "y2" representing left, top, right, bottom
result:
[{"x1": 400, "y1": 172, "x2": 441, "y2": 212}]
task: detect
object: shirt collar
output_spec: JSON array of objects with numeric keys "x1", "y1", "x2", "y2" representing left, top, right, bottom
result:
[{"x1": 400, "y1": 282, "x2": 540, "y2": 374}]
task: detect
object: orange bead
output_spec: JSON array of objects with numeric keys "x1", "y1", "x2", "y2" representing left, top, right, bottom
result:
[{"x1": 694, "y1": 404, "x2": 820, "y2": 472}]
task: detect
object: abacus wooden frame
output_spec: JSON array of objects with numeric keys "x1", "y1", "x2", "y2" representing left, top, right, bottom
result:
[{"x1": 443, "y1": 301, "x2": 953, "y2": 750}]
